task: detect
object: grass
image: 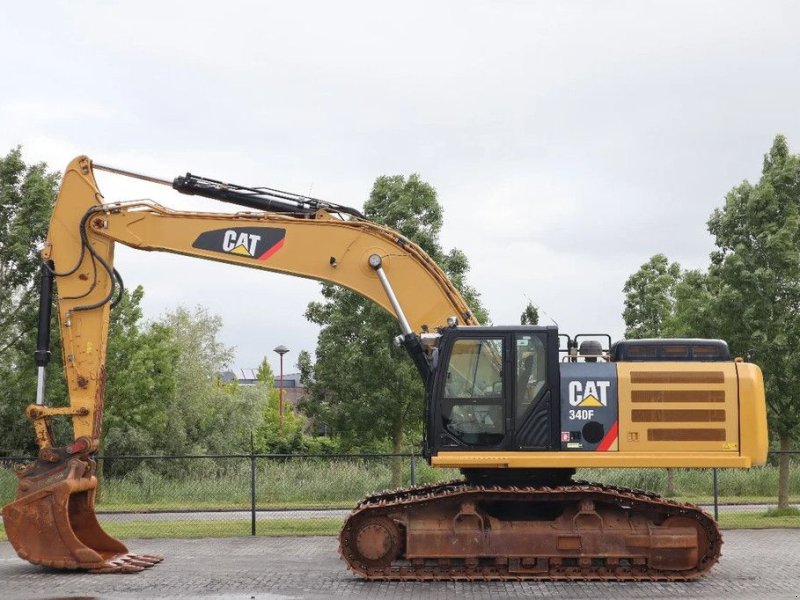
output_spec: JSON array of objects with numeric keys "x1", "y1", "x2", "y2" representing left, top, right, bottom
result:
[
  {"x1": 718, "y1": 510, "x2": 800, "y2": 529},
  {"x1": 0, "y1": 518, "x2": 342, "y2": 542},
  {"x1": 673, "y1": 495, "x2": 791, "y2": 505},
  {"x1": 2, "y1": 457, "x2": 796, "y2": 512},
  {"x1": 101, "y1": 517, "x2": 344, "y2": 539},
  {"x1": 763, "y1": 506, "x2": 800, "y2": 517},
  {"x1": 575, "y1": 464, "x2": 800, "y2": 499},
  {"x1": 94, "y1": 458, "x2": 459, "y2": 510}
]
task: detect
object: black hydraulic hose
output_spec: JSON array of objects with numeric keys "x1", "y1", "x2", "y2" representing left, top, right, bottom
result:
[
  {"x1": 57, "y1": 208, "x2": 101, "y2": 301},
  {"x1": 71, "y1": 207, "x2": 117, "y2": 313},
  {"x1": 43, "y1": 246, "x2": 85, "y2": 278},
  {"x1": 43, "y1": 205, "x2": 123, "y2": 313},
  {"x1": 71, "y1": 248, "x2": 115, "y2": 312},
  {"x1": 41, "y1": 192, "x2": 107, "y2": 279},
  {"x1": 110, "y1": 268, "x2": 125, "y2": 309},
  {"x1": 59, "y1": 252, "x2": 98, "y2": 301}
]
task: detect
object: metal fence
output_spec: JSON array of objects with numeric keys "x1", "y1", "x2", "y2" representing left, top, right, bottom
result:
[{"x1": 1, "y1": 452, "x2": 798, "y2": 540}]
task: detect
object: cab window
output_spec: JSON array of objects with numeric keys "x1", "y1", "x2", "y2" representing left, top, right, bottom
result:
[
  {"x1": 515, "y1": 334, "x2": 546, "y2": 419},
  {"x1": 442, "y1": 338, "x2": 504, "y2": 446}
]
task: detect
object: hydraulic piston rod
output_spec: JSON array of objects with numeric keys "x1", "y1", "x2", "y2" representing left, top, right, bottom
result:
[
  {"x1": 368, "y1": 254, "x2": 413, "y2": 336},
  {"x1": 93, "y1": 162, "x2": 364, "y2": 218},
  {"x1": 34, "y1": 262, "x2": 55, "y2": 406}
]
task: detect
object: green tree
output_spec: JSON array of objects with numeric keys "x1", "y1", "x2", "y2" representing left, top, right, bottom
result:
[
  {"x1": 622, "y1": 254, "x2": 683, "y2": 339},
  {"x1": 300, "y1": 174, "x2": 487, "y2": 485},
  {"x1": 0, "y1": 147, "x2": 58, "y2": 353},
  {"x1": 668, "y1": 270, "x2": 718, "y2": 338},
  {"x1": 707, "y1": 134, "x2": 800, "y2": 508},
  {"x1": 623, "y1": 254, "x2": 718, "y2": 341},
  {"x1": 0, "y1": 148, "x2": 60, "y2": 455},
  {"x1": 102, "y1": 287, "x2": 177, "y2": 459},
  {"x1": 520, "y1": 301, "x2": 539, "y2": 325},
  {"x1": 155, "y1": 306, "x2": 266, "y2": 456}
]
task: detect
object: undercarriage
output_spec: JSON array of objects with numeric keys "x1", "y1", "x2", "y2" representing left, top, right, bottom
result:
[{"x1": 339, "y1": 479, "x2": 721, "y2": 580}]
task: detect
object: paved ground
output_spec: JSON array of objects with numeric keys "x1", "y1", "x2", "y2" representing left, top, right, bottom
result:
[{"x1": 1, "y1": 531, "x2": 798, "y2": 600}]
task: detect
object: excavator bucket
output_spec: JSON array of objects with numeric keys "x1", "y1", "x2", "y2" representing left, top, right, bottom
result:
[{"x1": 2, "y1": 450, "x2": 161, "y2": 573}]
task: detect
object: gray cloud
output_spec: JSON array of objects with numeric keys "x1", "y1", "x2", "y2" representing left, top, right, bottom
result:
[{"x1": 2, "y1": 0, "x2": 799, "y2": 372}]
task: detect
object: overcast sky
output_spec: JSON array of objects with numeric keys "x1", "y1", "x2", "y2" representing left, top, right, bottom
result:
[{"x1": 2, "y1": 1, "x2": 800, "y2": 374}]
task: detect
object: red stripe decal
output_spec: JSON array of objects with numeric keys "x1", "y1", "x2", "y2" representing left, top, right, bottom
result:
[
  {"x1": 597, "y1": 420, "x2": 618, "y2": 452},
  {"x1": 258, "y1": 238, "x2": 285, "y2": 261}
]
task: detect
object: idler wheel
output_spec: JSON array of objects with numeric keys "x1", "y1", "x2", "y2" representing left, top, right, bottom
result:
[{"x1": 352, "y1": 517, "x2": 402, "y2": 568}]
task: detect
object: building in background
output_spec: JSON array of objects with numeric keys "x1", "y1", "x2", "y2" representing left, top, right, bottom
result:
[{"x1": 219, "y1": 369, "x2": 306, "y2": 409}]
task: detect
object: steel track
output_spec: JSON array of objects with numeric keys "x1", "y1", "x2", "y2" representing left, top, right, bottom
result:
[{"x1": 339, "y1": 480, "x2": 721, "y2": 581}]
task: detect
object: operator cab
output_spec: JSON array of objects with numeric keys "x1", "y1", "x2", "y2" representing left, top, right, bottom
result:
[{"x1": 426, "y1": 326, "x2": 563, "y2": 455}]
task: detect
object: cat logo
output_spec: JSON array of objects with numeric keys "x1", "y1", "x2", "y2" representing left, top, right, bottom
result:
[
  {"x1": 223, "y1": 230, "x2": 261, "y2": 257},
  {"x1": 192, "y1": 227, "x2": 286, "y2": 261},
  {"x1": 568, "y1": 380, "x2": 610, "y2": 407}
]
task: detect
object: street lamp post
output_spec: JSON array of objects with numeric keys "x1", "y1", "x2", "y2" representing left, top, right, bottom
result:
[{"x1": 273, "y1": 345, "x2": 289, "y2": 431}]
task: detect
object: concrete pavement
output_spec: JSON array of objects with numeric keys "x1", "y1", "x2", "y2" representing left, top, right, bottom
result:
[{"x1": 1, "y1": 531, "x2": 799, "y2": 599}]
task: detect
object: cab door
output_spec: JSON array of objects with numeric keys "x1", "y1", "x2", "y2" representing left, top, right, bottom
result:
[{"x1": 434, "y1": 333, "x2": 512, "y2": 450}]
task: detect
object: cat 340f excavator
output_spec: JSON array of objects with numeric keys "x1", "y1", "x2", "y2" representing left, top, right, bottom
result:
[{"x1": 3, "y1": 156, "x2": 768, "y2": 579}]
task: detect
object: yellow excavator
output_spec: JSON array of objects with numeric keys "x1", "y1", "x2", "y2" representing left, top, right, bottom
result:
[{"x1": 2, "y1": 156, "x2": 768, "y2": 579}]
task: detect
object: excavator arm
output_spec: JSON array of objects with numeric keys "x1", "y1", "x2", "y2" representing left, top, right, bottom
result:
[{"x1": 3, "y1": 155, "x2": 478, "y2": 573}]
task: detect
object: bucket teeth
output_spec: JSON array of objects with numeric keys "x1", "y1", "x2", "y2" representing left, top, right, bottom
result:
[{"x1": 88, "y1": 554, "x2": 163, "y2": 574}]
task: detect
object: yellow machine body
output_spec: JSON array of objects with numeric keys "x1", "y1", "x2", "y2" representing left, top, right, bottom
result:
[{"x1": 433, "y1": 361, "x2": 768, "y2": 469}]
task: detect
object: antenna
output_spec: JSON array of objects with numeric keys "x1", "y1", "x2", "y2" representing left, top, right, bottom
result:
[{"x1": 523, "y1": 293, "x2": 558, "y2": 328}]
